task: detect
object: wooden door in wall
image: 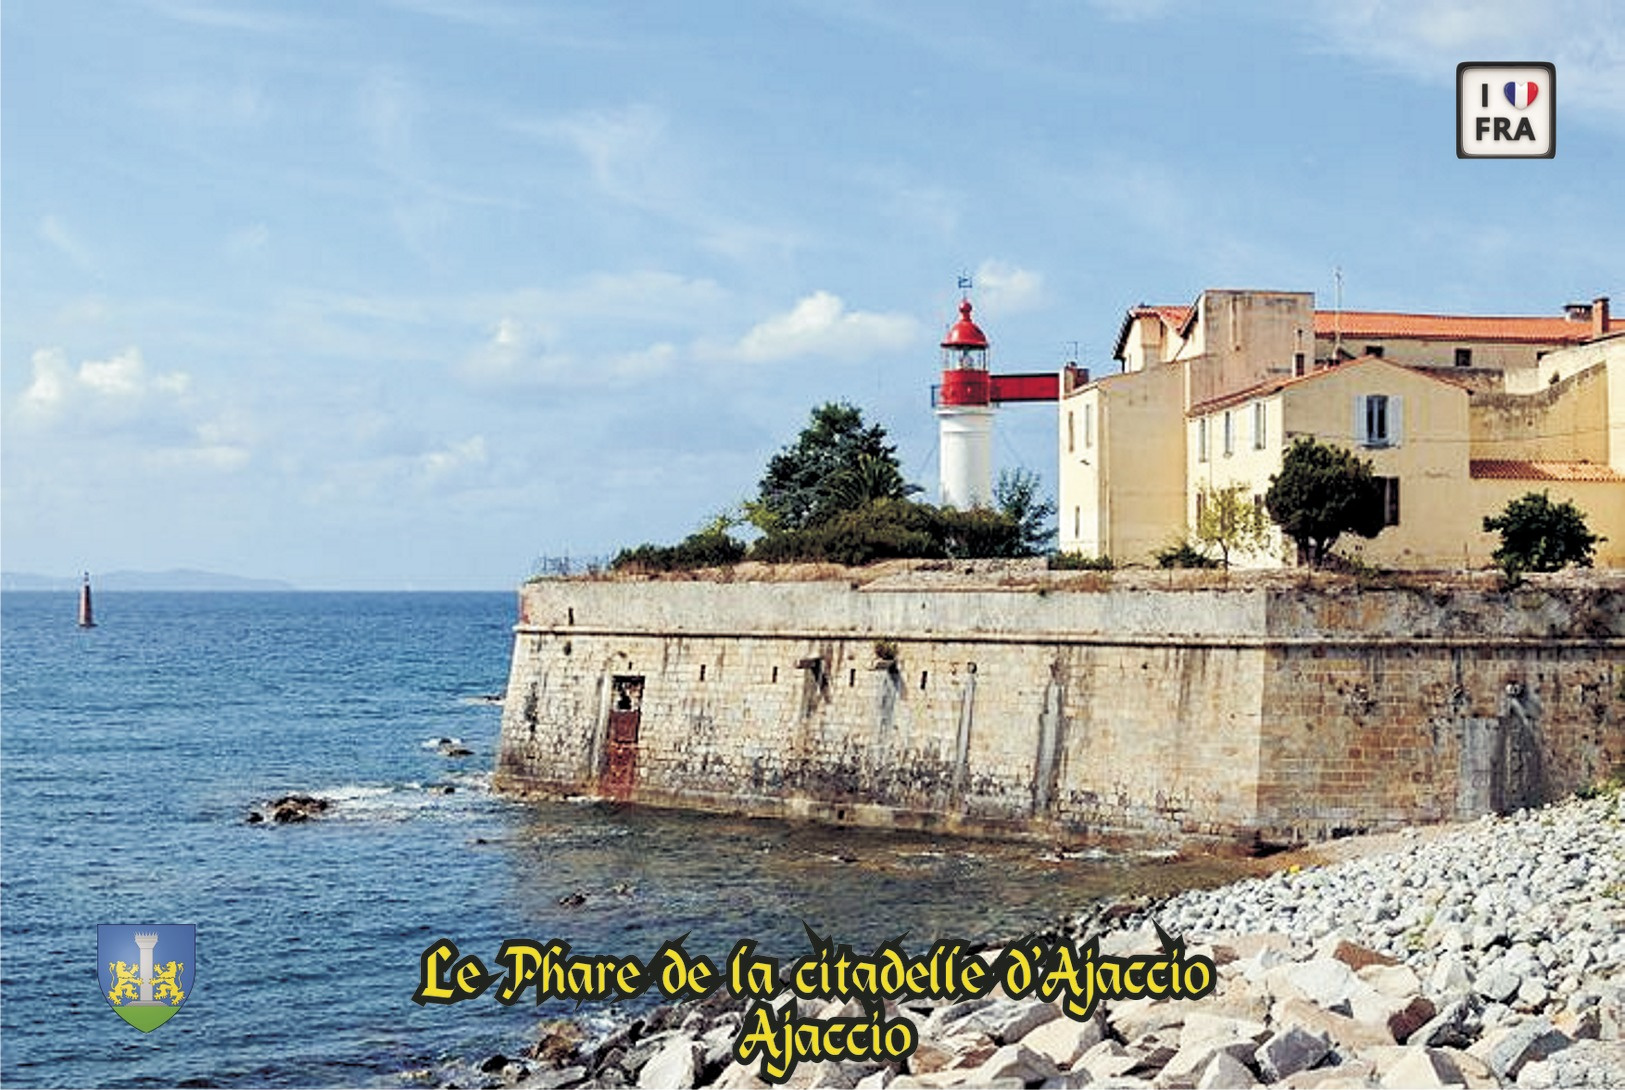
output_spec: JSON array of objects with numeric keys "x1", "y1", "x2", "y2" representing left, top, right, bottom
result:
[{"x1": 604, "y1": 676, "x2": 644, "y2": 800}]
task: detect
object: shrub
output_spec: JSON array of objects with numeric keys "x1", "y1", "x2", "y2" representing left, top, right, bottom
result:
[
  {"x1": 611, "y1": 528, "x2": 747, "y2": 572},
  {"x1": 1154, "y1": 541, "x2": 1220, "y2": 569},
  {"x1": 1483, "y1": 491, "x2": 1601, "y2": 579},
  {"x1": 751, "y1": 498, "x2": 944, "y2": 566},
  {"x1": 936, "y1": 505, "x2": 1024, "y2": 559},
  {"x1": 750, "y1": 498, "x2": 1039, "y2": 567},
  {"x1": 1048, "y1": 551, "x2": 1115, "y2": 571}
]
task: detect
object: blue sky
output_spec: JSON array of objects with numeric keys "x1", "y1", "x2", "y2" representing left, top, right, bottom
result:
[{"x1": 4, "y1": 0, "x2": 1621, "y2": 589}]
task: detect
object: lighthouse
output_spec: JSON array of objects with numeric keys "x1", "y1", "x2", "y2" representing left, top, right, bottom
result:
[
  {"x1": 936, "y1": 298, "x2": 995, "y2": 509},
  {"x1": 930, "y1": 292, "x2": 1067, "y2": 511}
]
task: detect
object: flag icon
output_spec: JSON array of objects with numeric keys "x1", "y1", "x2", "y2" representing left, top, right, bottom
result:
[{"x1": 1504, "y1": 81, "x2": 1539, "y2": 109}]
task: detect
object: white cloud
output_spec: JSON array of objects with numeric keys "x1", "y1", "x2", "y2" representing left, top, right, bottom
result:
[
  {"x1": 460, "y1": 316, "x2": 679, "y2": 388},
  {"x1": 150, "y1": 441, "x2": 252, "y2": 472},
  {"x1": 79, "y1": 352, "x2": 147, "y2": 397},
  {"x1": 608, "y1": 342, "x2": 678, "y2": 381},
  {"x1": 454, "y1": 271, "x2": 728, "y2": 388},
  {"x1": 460, "y1": 316, "x2": 572, "y2": 385},
  {"x1": 19, "y1": 347, "x2": 190, "y2": 419},
  {"x1": 21, "y1": 349, "x2": 73, "y2": 416},
  {"x1": 6, "y1": 346, "x2": 255, "y2": 490},
  {"x1": 535, "y1": 103, "x2": 668, "y2": 210},
  {"x1": 974, "y1": 260, "x2": 1047, "y2": 315},
  {"x1": 730, "y1": 292, "x2": 919, "y2": 363},
  {"x1": 301, "y1": 432, "x2": 495, "y2": 507},
  {"x1": 419, "y1": 435, "x2": 487, "y2": 481},
  {"x1": 1296, "y1": 0, "x2": 1625, "y2": 124},
  {"x1": 11, "y1": 345, "x2": 250, "y2": 473}
]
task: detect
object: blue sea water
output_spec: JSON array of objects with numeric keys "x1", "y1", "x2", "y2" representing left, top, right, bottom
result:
[{"x1": 1, "y1": 591, "x2": 1247, "y2": 1088}]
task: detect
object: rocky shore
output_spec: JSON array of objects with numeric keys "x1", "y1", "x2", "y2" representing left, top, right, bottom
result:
[{"x1": 436, "y1": 789, "x2": 1624, "y2": 1089}]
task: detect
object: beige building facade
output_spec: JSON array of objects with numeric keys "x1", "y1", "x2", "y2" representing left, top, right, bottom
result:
[{"x1": 1059, "y1": 290, "x2": 1625, "y2": 568}]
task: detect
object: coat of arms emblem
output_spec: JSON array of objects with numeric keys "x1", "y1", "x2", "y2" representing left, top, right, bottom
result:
[{"x1": 98, "y1": 924, "x2": 195, "y2": 1032}]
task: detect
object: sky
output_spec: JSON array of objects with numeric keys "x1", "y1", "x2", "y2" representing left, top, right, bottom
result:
[{"x1": 3, "y1": 0, "x2": 1622, "y2": 589}]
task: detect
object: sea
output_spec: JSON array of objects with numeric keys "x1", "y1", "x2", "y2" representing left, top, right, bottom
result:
[{"x1": 0, "y1": 591, "x2": 1253, "y2": 1088}]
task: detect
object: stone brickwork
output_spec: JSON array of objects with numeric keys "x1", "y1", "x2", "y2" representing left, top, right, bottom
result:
[{"x1": 495, "y1": 575, "x2": 1624, "y2": 845}]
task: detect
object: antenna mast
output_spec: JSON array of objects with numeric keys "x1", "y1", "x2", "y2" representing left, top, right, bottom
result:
[{"x1": 1333, "y1": 266, "x2": 1344, "y2": 363}]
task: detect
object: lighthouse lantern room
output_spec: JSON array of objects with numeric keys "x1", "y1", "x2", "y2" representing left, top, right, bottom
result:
[{"x1": 935, "y1": 298, "x2": 996, "y2": 509}]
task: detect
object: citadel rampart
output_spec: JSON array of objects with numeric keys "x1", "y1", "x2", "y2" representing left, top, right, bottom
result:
[{"x1": 494, "y1": 569, "x2": 1624, "y2": 846}]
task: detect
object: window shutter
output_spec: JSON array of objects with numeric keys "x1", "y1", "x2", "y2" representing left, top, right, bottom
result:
[
  {"x1": 1390, "y1": 396, "x2": 1403, "y2": 447},
  {"x1": 1353, "y1": 396, "x2": 1366, "y2": 445}
]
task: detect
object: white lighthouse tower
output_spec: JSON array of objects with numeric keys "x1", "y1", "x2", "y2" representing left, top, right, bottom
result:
[{"x1": 936, "y1": 297, "x2": 995, "y2": 509}]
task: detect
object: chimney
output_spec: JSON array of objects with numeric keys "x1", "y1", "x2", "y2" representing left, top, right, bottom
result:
[{"x1": 1594, "y1": 296, "x2": 1611, "y2": 339}]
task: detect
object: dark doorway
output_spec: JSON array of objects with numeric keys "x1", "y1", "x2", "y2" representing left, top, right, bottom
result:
[{"x1": 604, "y1": 676, "x2": 644, "y2": 800}]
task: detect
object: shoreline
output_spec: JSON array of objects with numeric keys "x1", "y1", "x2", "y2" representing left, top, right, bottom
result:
[{"x1": 423, "y1": 789, "x2": 1623, "y2": 1089}]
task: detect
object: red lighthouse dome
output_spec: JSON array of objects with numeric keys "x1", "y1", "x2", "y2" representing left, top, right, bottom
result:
[
  {"x1": 938, "y1": 298, "x2": 991, "y2": 407},
  {"x1": 941, "y1": 299, "x2": 989, "y2": 350}
]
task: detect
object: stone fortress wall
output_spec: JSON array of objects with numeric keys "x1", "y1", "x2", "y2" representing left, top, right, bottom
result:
[{"x1": 494, "y1": 570, "x2": 1624, "y2": 847}]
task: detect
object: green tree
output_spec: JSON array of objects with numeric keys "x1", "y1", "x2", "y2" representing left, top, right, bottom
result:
[
  {"x1": 824, "y1": 452, "x2": 914, "y2": 515},
  {"x1": 993, "y1": 468, "x2": 1058, "y2": 557},
  {"x1": 1194, "y1": 482, "x2": 1272, "y2": 568},
  {"x1": 1264, "y1": 438, "x2": 1386, "y2": 567},
  {"x1": 749, "y1": 403, "x2": 917, "y2": 533},
  {"x1": 1483, "y1": 491, "x2": 1601, "y2": 578}
]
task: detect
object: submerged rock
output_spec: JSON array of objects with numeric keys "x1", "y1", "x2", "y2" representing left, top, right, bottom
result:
[{"x1": 246, "y1": 794, "x2": 333, "y2": 824}]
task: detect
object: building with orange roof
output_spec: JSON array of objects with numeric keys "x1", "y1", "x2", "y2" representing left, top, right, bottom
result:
[{"x1": 1059, "y1": 289, "x2": 1624, "y2": 568}]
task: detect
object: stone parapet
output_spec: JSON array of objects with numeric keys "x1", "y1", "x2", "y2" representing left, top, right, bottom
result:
[{"x1": 496, "y1": 576, "x2": 1624, "y2": 846}]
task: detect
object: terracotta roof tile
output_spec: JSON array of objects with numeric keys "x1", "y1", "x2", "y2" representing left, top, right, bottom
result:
[
  {"x1": 1146, "y1": 305, "x2": 1192, "y2": 329},
  {"x1": 1113, "y1": 305, "x2": 1195, "y2": 359},
  {"x1": 1469, "y1": 460, "x2": 1625, "y2": 483},
  {"x1": 1186, "y1": 356, "x2": 1463, "y2": 417},
  {"x1": 1314, "y1": 311, "x2": 1621, "y2": 344},
  {"x1": 1187, "y1": 375, "x2": 1299, "y2": 417},
  {"x1": 1119, "y1": 300, "x2": 1619, "y2": 360}
]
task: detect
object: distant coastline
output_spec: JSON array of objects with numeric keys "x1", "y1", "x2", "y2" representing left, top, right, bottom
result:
[{"x1": 0, "y1": 569, "x2": 298, "y2": 592}]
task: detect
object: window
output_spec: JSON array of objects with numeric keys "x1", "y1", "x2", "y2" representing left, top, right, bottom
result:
[
  {"x1": 1253, "y1": 494, "x2": 1265, "y2": 523},
  {"x1": 1253, "y1": 402, "x2": 1267, "y2": 449},
  {"x1": 1356, "y1": 394, "x2": 1402, "y2": 447},
  {"x1": 1222, "y1": 411, "x2": 1234, "y2": 456},
  {"x1": 1073, "y1": 506, "x2": 1080, "y2": 538},
  {"x1": 1365, "y1": 394, "x2": 1389, "y2": 444},
  {"x1": 1365, "y1": 344, "x2": 1385, "y2": 358},
  {"x1": 1084, "y1": 405, "x2": 1095, "y2": 449},
  {"x1": 1375, "y1": 477, "x2": 1401, "y2": 526},
  {"x1": 1195, "y1": 489, "x2": 1206, "y2": 523},
  {"x1": 1293, "y1": 352, "x2": 1306, "y2": 377},
  {"x1": 1067, "y1": 411, "x2": 1075, "y2": 453},
  {"x1": 1455, "y1": 347, "x2": 1472, "y2": 368},
  {"x1": 1197, "y1": 417, "x2": 1209, "y2": 462}
]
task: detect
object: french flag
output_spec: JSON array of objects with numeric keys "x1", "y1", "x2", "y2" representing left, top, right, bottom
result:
[{"x1": 1504, "y1": 81, "x2": 1539, "y2": 109}]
